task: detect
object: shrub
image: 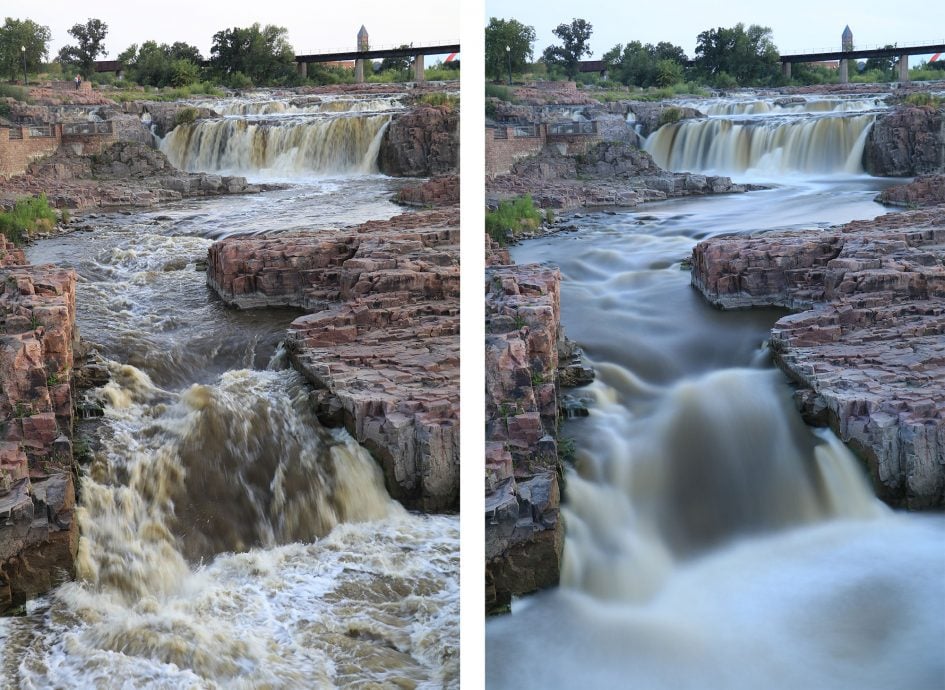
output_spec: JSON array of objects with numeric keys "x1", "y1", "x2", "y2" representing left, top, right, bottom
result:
[
  {"x1": 902, "y1": 92, "x2": 944, "y2": 108},
  {"x1": 658, "y1": 106, "x2": 682, "y2": 127},
  {"x1": 226, "y1": 71, "x2": 253, "y2": 89},
  {"x1": 0, "y1": 84, "x2": 28, "y2": 102},
  {"x1": 174, "y1": 106, "x2": 198, "y2": 128},
  {"x1": 485, "y1": 195, "x2": 543, "y2": 245},
  {"x1": 416, "y1": 93, "x2": 459, "y2": 110},
  {"x1": 0, "y1": 194, "x2": 58, "y2": 244},
  {"x1": 485, "y1": 83, "x2": 516, "y2": 103}
]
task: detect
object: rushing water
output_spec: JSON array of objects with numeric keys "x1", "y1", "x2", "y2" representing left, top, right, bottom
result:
[
  {"x1": 0, "y1": 93, "x2": 459, "y2": 688},
  {"x1": 487, "y1": 95, "x2": 945, "y2": 688}
]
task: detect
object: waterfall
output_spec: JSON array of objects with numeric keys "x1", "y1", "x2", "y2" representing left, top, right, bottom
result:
[
  {"x1": 161, "y1": 113, "x2": 392, "y2": 175},
  {"x1": 645, "y1": 112, "x2": 877, "y2": 174}
]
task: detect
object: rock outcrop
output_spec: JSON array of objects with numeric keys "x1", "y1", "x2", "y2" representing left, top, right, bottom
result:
[
  {"x1": 396, "y1": 175, "x2": 460, "y2": 207},
  {"x1": 378, "y1": 106, "x2": 459, "y2": 177},
  {"x1": 207, "y1": 209, "x2": 459, "y2": 512},
  {"x1": 862, "y1": 105, "x2": 945, "y2": 176},
  {"x1": 877, "y1": 174, "x2": 945, "y2": 207},
  {"x1": 0, "y1": 257, "x2": 79, "y2": 611},
  {"x1": 120, "y1": 101, "x2": 220, "y2": 138},
  {"x1": 485, "y1": 258, "x2": 594, "y2": 614},
  {"x1": 488, "y1": 142, "x2": 752, "y2": 212},
  {"x1": 692, "y1": 207, "x2": 945, "y2": 508}
]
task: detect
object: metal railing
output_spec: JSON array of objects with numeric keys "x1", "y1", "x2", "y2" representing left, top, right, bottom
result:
[
  {"x1": 509, "y1": 124, "x2": 540, "y2": 138},
  {"x1": 62, "y1": 121, "x2": 113, "y2": 136},
  {"x1": 490, "y1": 127, "x2": 508, "y2": 140},
  {"x1": 5, "y1": 127, "x2": 23, "y2": 140},
  {"x1": 547, "y1": 121, "x2": 597, "y2": 136},
  {"x1": 27, "y1": 125, "x2": 54, "y2": 138}
]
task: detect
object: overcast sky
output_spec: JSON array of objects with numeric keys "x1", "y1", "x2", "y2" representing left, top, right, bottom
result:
[
  {"x1": 486, "y1": 0, "x2": 945, "y2": 61},
  {"x1": 18, "y1": 0, "x2": 460, "y2": 59}
]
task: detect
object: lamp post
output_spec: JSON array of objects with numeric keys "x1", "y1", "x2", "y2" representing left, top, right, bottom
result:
[
  {"x1": 20, "y1": 45, "x2": 27, "y2": 86},
  {"x1": 506, "y1": 45, "x2": 512, "y2": 85}
]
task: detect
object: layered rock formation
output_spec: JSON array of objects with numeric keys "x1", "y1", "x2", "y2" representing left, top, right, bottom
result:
[
  {"x1": 0, "y1": 142, "x2": 267, "y2": 211},
  {"x1": 207, "y1": 209, "x2": 459, "y2": 512},
  {"x1": 877, "y1": 174, "x2": 945, "y2": 207},
  {"x1": 485, "y1": 257, "x2": 594, "y2": 614},
  {"x1": 396, "y1": 175, "x2": 460, "y2": 207},
  {"x1": 488, "y1": 142, "x2": 752, "y2": 212},
  {"x1": 379, "y1": 106, "x2": 459, "y2": 177},
  {"x1": 863, "y1": 105, "x2": 944, "y2": 176},
  {"x1": 692, "y1": 207, "x2": 945, "y2": 508},
  {"x1": 0, "y1": 250, "x2": 79, "y2": 611}
]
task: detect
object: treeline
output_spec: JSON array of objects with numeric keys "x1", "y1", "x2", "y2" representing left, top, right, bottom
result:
[
  {"x1": 486, "y1": 16, "x2": 945, "y2": 89},
  {"x1": 0, "y1": 16, "x2": 459, "y2": 90}
]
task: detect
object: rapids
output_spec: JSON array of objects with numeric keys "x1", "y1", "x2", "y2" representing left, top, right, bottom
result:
[
  {"x1": 0, "y1": 93, "x2": 459, "y2": 688},
  {"x1": 487, "y1": 94, "x2": 945, "y2": 689}
]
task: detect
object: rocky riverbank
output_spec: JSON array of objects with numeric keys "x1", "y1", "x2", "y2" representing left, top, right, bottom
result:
[
  {"x1": 0, "y1": 239, "x2": 79, "y2": 611},
  {"x1": 207, "y1": 207, "x2": 460, "y2": 511},
  {"x1": 692, "y1": 205, "x2": 945, "y2": 508}
]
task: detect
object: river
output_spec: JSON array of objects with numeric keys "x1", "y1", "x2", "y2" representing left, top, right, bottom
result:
[
  {"x1": 487, "y1": 92, "x2": 945, "y2": 688},
  {"x1": 0, "y1": 92, "x2": 459, "y2": 688}
]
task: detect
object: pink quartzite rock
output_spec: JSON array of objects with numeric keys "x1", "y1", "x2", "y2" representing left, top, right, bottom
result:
[
  {"x1": 0, "y1": 263, "x2": 78, "y2": 610},
  {"x1": 877, "y1": 175, "x2": 945, "y2": 208},
  {"x1": 693, "y1": 207, "x2": 945, "y2": 508},
  {"x1": 207, "y1": 208, "x2": 459, "y2": 512}
]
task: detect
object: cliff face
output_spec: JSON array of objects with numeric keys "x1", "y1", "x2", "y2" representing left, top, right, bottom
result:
[
  {"x1": 863, "y1": 106, "x2": 945, "y2": 176},
  {"x1": 378, "y1": 106, "x2": 459, "y2": 177},
  {"x1": 692, "y1": 208, "x2": 945, "y2": 508},
  {"x1": 207, "y1": 209, "x2": 460, "y2": 512},
  {"x1": 0, "y1": 248, "x2": 79, "y2": 610}
]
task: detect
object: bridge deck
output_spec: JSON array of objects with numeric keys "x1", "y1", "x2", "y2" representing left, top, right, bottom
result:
[
  {"x1": 781, "y1": 43, "x2": 945, "y2": 63},
  {"x1": 296, "y1": 44, "x2": 460, "y2": 64}
]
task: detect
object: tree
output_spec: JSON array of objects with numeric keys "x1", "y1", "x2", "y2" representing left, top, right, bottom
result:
[
  {"x1": 209, "y1": 23, "x2": 295, "y2": 86},
  {"x1": 0, "y1": 18, "x2": 51, "y2": 82},
  {"x1": 380, "y1": 45, "x2": 412, "y2": 74},
  {"x1": 864, "y1": 46, "x2": 896, "y2": 77},
  {"x1": 603, "y1": 40, "x2": 688, "y2": 88},
  {"x1": 485, "y1": 17, "x2": 535, "y2": 83},
  {"x1": 118, "y1": 40, "x2": 203, "y2": 87},
  {"x1": 542, "y1": 18, "x2": 592, "y2": 79},
  {"x1": 57, "y1": 18, "x2": 108, "y2": 79},
  {"x1": 694, "y1": 23, "x2": 779, "y2": 86}
]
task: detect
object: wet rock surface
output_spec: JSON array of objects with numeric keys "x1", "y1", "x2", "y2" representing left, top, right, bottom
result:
[
  {"x1": 692, "y1": 207, "x2": 945, "y2": 507},
  {"x1": 396, "y1": 175, "x2": 460, "y2": 207},
  {"x1": 877, "y1": 174, "x2": 945, "y2": 207},
  {"x1": 484, "y1": 257, "x2": 594, "y2": 613},
  {"x1": 863, "y1": 105, "x2": 945, "y2": 177},
  {"x1": 207, "y1": 209, "x2": 460, "y2": 512},
  {"x1": 378, "y1": 106, "x2": 459, "y2": 177},
  {"x1": 488, "y1": 142, "x2": 752, "y2": 212},
  {"x1": 0, "y1": 259, "x2": 79, "y2": 610}
]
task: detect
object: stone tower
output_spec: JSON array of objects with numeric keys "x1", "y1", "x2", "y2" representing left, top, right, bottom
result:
[
  {"x1": 355, "y1": 26, "x2": 369, "y2": 83},
  {"x1": 358, "y1": 25, "x2": 369, "y2": 52},
  {"x1": 842, "y1": 25, "x2": 853, "y2": 51}
]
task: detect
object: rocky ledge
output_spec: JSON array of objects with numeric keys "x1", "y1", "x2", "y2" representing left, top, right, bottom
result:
[
  {"x1": 378, "y1": 105, "x2": 460, "y2": 178},
  {"x1": 207, "y1": 208, "x2": 459, "y2": 512},
  {"x1": 488, "y1": 141, "x2": 755, "y2": 212},
  {"x1": 0, "y1": 243, "x2": 79, "y2": 611},
  {"x1": 877, "y1": 174, "x2": 945, "y2": 207},
  {"x1": 0, "y1": 142, "x2": 270, "y2": 212},
  {"x1": 692, "y1": 207, "x2": 945, "y2": 508},
  {"x1": 485, "y1": 253, "x2": 594, "y2": 614},
  {"x1": 863, "y1": 105, "x2": 944, "y2": 177}
]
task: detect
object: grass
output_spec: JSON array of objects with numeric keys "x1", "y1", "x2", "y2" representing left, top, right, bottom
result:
[
  {"x1": 591, "y1": 82, "x2": 710, "y2": 103},
  {"x1": 105, "y1": 81, "x2": 224, "y2": 103},
  {"x1": 486, "y1": 195, "x2": 543, "y2": 245},
  {"x1": 415, "y1": 93, "x2": 459, "y2": 110},
  {"x1": 485, "y1": 83, "x2": 516, "y2": 103},
  {"x1": 658, "y1": 106, "x2": 683, "y2": 127},
  {"x1": 0, "y1": 84, "x2": 29, "y2": 102},
  {"x1": 901, "y1": 92, "x2": 944, "y2": 108},
  {"x1": 0, "y1": 194, "x2": 57, "y2": 244},
  {"x1": 174, "y1": 106, "x2": 199, "y2": 128}
]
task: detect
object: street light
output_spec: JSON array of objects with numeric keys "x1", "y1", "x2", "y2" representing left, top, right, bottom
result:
[
  {"x1": 506, "y1": 45, "x2": 512, "y2": 85},
  {"x1": 20, "y1": 46, "x2": 27, "y2": 86}
]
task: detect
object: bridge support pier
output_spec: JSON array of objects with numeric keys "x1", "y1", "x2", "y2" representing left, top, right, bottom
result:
[
  {"x1": 413, "y1": 53, "x2": 425, "y2": 82},
  {"x1": 296, "y1": 61, "x2": 307, "y2": 79},
  {"x1": 839, "y1": 58, "x2": 849, "y2": 84},
  {"x1": 355, "y1": 58, "x2": 365, "y2": 83},
  {"x1": 898, "y1": 54, "x2": 910, "y2": 81},
  {"x1": 782, "y1": 62, "x2": 791, "y2": 79}
]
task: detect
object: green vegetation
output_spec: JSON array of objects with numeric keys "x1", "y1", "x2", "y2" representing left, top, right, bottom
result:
[
  {"x1": 415, "y1": 93, "x2": 459, "y2": 110},
  {"x1": 603, "y1": 41, "x2": 688, "y2": 88},
  {"x1": 486, "y1": 195, "x2": 543, "y2": 246},
  {"x1": 0, "y1": 194, "x2": 57, "y2": 244},
  {"x1": 658, "y1": 106, "x2": 682, "y2": 127},
  {"x1": 542, "y1": 19, "x2": 593, "y2": 79},
  {"x1": 209, "y1": 23, "x2": 296, "y2": 87},
  {"x1": 117, "y1": 41, "x2": 203, "y2": 88},
  {"x1": 485, "y1": 17, "x2": 536, "y2": 83},
  {"x1": 0, "y1": 83, "x2": 28, "y2": 101},
  {"x1": 485, "y1": 83, "x2": 516, "y2": 102},
  {"x1": 901, "y1": 92, "x2": 944, "y2": 108},
  {"x1": 557, "y1": 435, "x2": 576, "y2": 462},
  {"x1": 0, "y1": 18, "x2": 50, "y2": 81},
  {"x1": 174, "y1": 106, "x2": 198, "y2": 128},
  {"x1": 57, "y1": 18, "x2": 108, "y2": 79},
  {"x1": 105, "y1": 81, "x2": 224, "y2": 102},
  {"x1": 694, "y1": 23, "x2": 779, "y2": 86}
]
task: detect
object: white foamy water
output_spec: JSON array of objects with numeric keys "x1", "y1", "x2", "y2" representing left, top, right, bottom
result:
[{"x1": 488, "y1": 157, "x2": 944, "y2": 687}]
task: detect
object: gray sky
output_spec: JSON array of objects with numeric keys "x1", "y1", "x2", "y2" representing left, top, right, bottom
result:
[
  {"x1": 486, "y1": 0, "x2": 945, "y2": 61},
  {"x1": 19, "y1": 0, "x2": 460, "y2": 60}
]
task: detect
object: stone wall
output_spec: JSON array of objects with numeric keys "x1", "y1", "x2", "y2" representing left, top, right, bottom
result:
[
  {"x1": 0, "y1": 127, "x2": 59, "y2": 179},
  {"x1": 207, "y1": 209, "x2": 460, "y2": 512},
  {"x1": 0, "y1": 255, "x2": 79, "y2": 611},
  {"x1": 485, "y1": 126, "x2": 544, "y2": 179}
]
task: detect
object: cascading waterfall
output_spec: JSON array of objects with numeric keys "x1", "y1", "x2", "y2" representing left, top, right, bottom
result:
[
  {"x1": 162, "y1": 114, "x2": 392, "y2": 174},
  {"x1": 646, "y1": 112, "x2": 876, "y2": 174}
]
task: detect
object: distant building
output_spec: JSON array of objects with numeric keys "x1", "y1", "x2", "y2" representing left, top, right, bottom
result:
[
  {"x1": 842, "y1": 25, "x2": 853, "y2": 51},
  {"x1": 578, "y1": 60, "x2": 607, "y2": 78},
  {"x1": 358, "y1": 25, "x2": 369, "y2": 52},
  {"x1": 94, "y1": 60, "x2": 124, "y2": 79}
]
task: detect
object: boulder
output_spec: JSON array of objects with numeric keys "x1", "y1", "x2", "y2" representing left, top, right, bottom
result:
[
  {"x1": 862, "y1": 106, "x2": 945, "y2": 176},
  {"x1": 378, "y1": 106, "x2": 459, "y2": 177}
]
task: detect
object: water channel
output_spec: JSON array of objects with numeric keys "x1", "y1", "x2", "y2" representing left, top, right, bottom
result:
[
  {"x1": 0, "y1": 92, "x2": 459, "y2": 688},
  {"x1": 487, "y1": 93, "x2": 945, "y2": 689}
]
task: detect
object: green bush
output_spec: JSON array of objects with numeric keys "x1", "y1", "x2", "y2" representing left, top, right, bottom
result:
[
  {"x1": 486, "y1": 195, "x2": 543, "y2": 245},
  {"x1": 424, "y1": 67, "x2": 460, "y2": 82},
  {"x1": 485, "y1": 83, "x2": 516, "y2": 103},
  {"x1": 174, "y1": 106, "x2": 198, "y2": 128},
  {"x1": 901, "y1": 92, "x2": 944, "y2": 108},
  {"x1": 0, "y1": 194, "x2": 58, "y2": 244},
  {"x1": 226, "y1": 71, "x2": 253, "y2": 89},
  {"x1": 0, "y1": 84, "x2": 28, "y2": 102},
  {"x1": 415, "y1": 93, "x2": 459, "y2": 110},
  {"x1": 658, "y1": 106, "x2": 682, "y2": 127}
]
